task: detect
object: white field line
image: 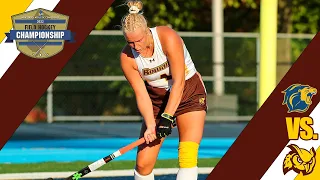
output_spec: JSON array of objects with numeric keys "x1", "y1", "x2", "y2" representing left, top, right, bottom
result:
[{"x1": 0, "y1": 167, "x2": 214, "y2": 180}]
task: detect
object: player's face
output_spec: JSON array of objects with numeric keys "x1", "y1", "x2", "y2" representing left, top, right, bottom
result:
[{"x1": 124, "y1": 27, "x2": 148, "y2": 53}]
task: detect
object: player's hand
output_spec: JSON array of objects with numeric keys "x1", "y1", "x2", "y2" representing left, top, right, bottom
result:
[
  {"x1": 156, "y1": 113, "x2": 175, "y2": 139},
  {"x1": 144, "y1": 126, "x2": 157, "y2": 144}
]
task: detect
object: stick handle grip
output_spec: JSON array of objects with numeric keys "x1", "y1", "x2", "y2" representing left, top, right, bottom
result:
[{"x1": 119, "y1": 137, "x2": 145, "y2": 154}]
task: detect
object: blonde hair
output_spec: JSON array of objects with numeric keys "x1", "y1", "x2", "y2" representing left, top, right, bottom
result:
[{"x1": 121, "y1": 0, "x2": 148, "y2": 32}]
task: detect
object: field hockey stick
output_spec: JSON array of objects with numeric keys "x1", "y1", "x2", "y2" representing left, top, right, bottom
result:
[
  {"x1": 44, "y1": 138, "x2": 145, "y2": 180},
  {"x1": 46, "y1": 119, "x2": 177, "y2": 180}
]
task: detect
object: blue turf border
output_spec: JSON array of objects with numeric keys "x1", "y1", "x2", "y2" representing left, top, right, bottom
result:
[{"x1": 0, "y1": 138, "x2": 235, "y2": 164}]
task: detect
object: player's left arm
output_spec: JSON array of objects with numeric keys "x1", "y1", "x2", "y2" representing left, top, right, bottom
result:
[{"x1": 158, "y1": 26, "x2": 185, "y2": 116}]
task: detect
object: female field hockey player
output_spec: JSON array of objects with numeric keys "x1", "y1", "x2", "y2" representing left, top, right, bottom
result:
[{"x1": 119, "y1": 1, "x2": 207, "y2": 179}]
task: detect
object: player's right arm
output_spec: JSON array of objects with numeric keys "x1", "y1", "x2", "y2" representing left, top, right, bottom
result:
[{"x1": 120, "y1": 45, "x2": 157, "y2": 143}]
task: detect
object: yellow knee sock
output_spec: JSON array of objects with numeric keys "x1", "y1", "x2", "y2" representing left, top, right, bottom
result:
[{"x1": 178, "y1": 141, "x2": 199, "y2": 168}]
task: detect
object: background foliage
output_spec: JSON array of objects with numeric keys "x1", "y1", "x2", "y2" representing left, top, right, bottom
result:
[{"x1": 34, "y1": 0, "x2": 318, "y2": 120}]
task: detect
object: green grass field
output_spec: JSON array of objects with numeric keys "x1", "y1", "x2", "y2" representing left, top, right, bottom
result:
[{"x1": 0, "y1": 158, "x2": 220, "y2": 174}]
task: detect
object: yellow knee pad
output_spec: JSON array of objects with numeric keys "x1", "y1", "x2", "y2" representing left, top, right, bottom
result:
[{"x1": 178, "y1": 141, "x2": 199, "y2": 168}]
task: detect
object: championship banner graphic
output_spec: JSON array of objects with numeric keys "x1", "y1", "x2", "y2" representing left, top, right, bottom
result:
[{"x1": 5, "y1": 8, "x2": 75, "y2": 59}]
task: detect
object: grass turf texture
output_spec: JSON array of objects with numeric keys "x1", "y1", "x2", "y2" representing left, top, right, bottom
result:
[{"x1": 0, "y1": 158, "x2": 220, "y2": 173}]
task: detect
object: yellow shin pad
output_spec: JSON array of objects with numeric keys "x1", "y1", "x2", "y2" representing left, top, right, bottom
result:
[{"x1": 178, "y1": 141, "x2": 199, "y2": 168}]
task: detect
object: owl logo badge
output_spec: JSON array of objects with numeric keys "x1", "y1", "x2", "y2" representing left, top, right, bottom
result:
[{"x1": 283, "y1": 144, "x2": 316, "y2": 176}]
